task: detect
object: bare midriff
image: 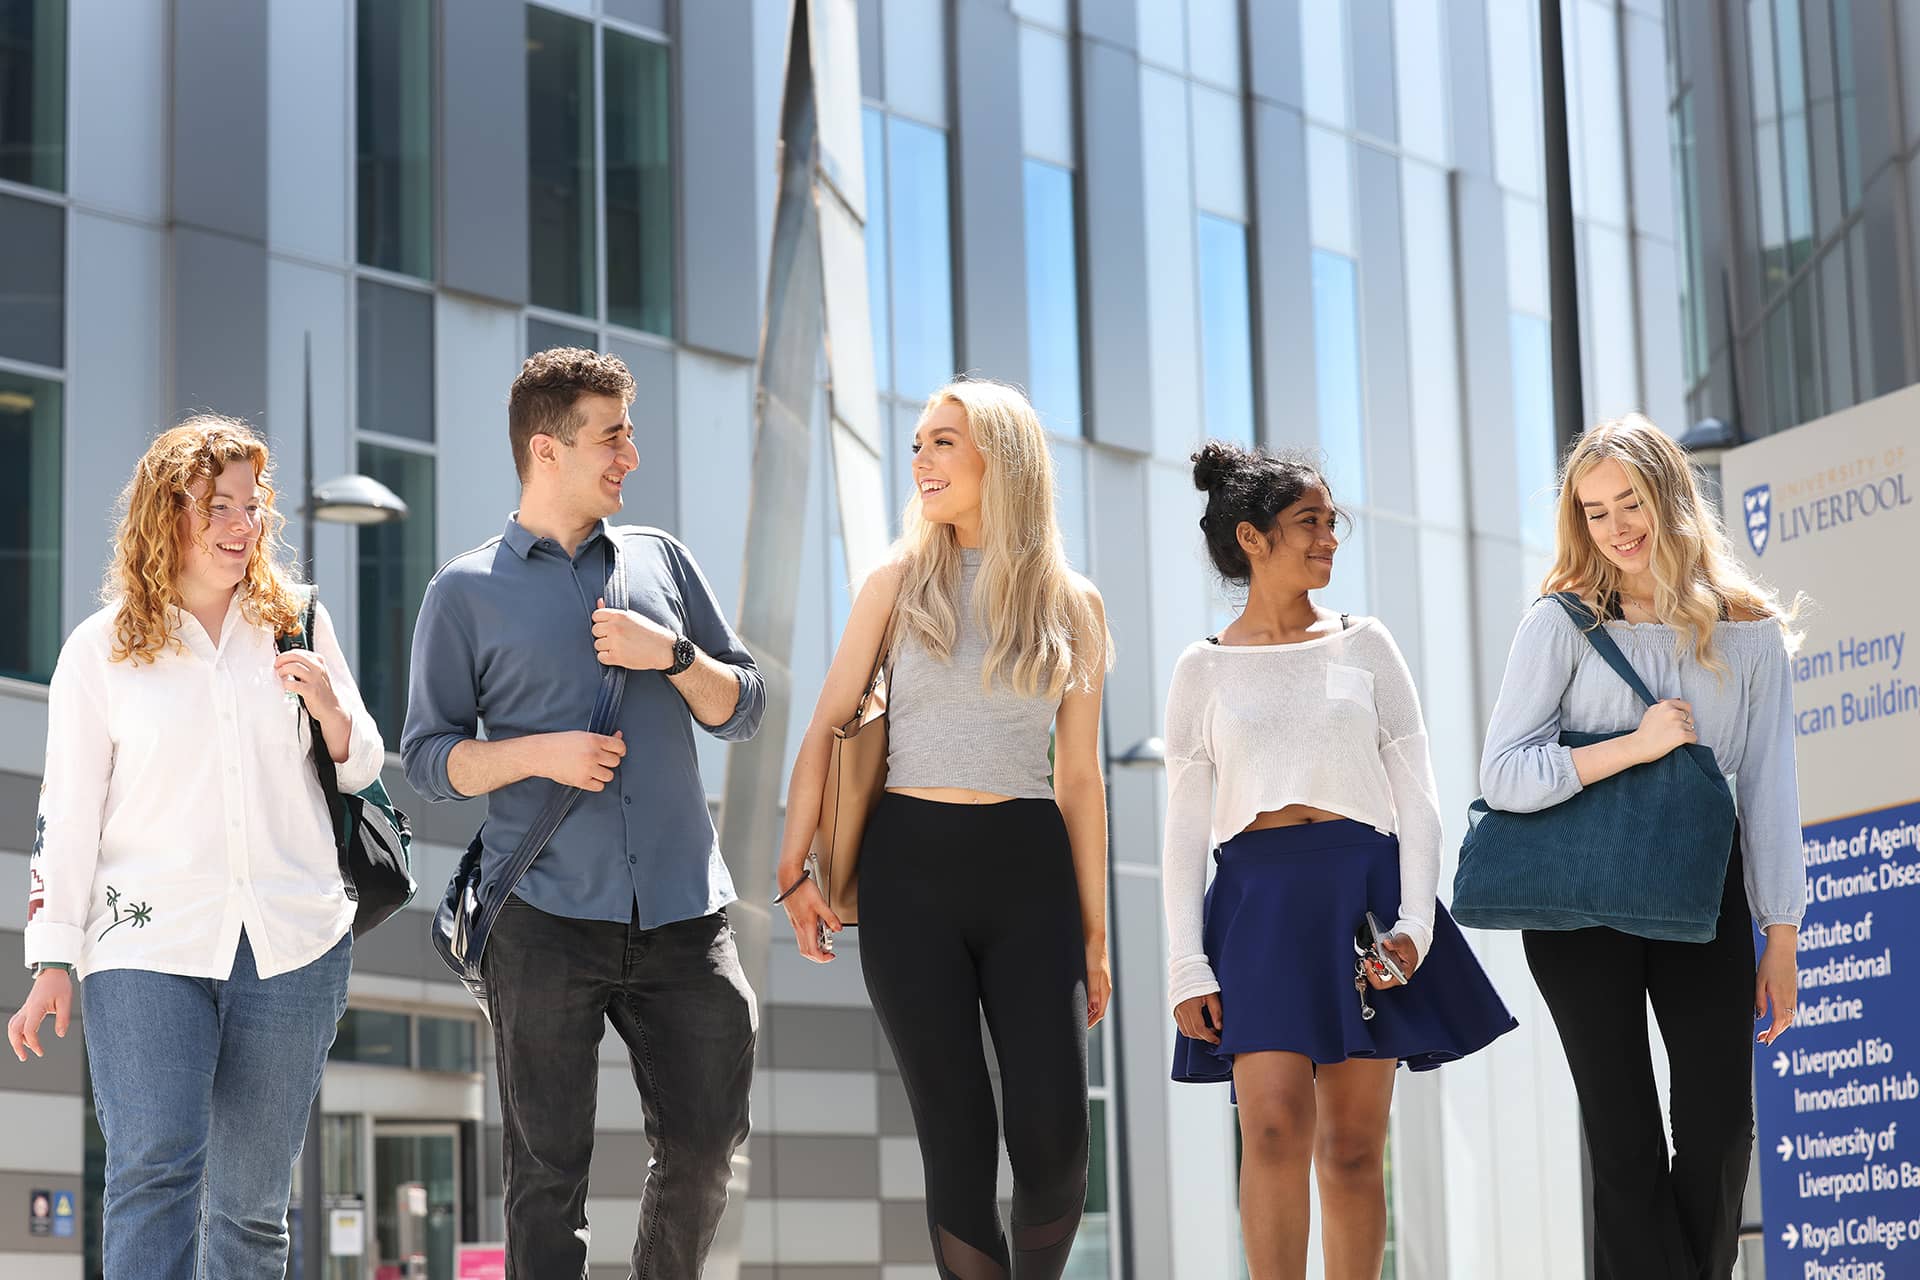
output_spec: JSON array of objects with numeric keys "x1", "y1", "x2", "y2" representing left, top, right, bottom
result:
[
  {"x1": 1239, "y1": 802, "x2": 1351, "y2": 834},
  {"x1": 887, "y1": 786, "x2": 1017, "y2": 806}
]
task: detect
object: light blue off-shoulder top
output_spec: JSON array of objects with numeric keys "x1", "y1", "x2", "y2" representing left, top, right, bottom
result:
[{"x1": 1478, "y1": 597, "x2": 1805, "y2": 930}]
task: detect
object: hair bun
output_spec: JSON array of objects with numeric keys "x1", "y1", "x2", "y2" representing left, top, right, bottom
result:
[{"x1": 1191, "y1": 441, "x2": 1246, "y2": 493}]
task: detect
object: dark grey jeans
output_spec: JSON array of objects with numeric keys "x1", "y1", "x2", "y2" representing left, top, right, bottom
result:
[{"x1": 483, "y1": 895, "x2": 756, "y2": 1280}]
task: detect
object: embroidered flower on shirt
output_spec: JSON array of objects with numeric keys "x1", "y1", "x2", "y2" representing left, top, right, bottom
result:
[{"x1": 98, "y1": 886, "x2": 155, "y2": 941}]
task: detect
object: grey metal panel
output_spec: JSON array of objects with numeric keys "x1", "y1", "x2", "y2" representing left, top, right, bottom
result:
[
  {"x1": 1076, "y1": 37, "x2": 1153, "y2": 453},
  {"x1": 1348, "y1": 0, "x2": 1397, "y2": 143},
  {"x1": 1859, "y1": 168, "x2": 1910, "y2": 399},
  {"x1": 1353, "y1": 144, "x2": 1413, "y2": 515},
  {"x1": 1846, "y1": 0, "x2": 1901, "y2": 186},
  {"x1": 348, "y1": 907, "x2": 454, "y2": 981},
  {"x1": 678, "y1": 0, "x2": 764, "y2": 358},
  {"x1": 1451, "y1": 174, "x2": 1519, "y2": 541},
  {"x1": 771, "y1": 1135, "x2": 882, "y2": 1198},
  {"x1": 1085, "y1": 451, "x2": 1156, "y2": 859},
  {"x1": 0, "y1": 929, "x2": 86, "y2": 1096},
  {"x1": 1073, "y1": 0, "x2": 1134, "y2": 49},
  {"x1": 859, "y1": 0, "x2": 883, "y2": 99},
  {"x1": 172, "y1": 228, "x2": 269, "y2": 423},
  {"x1": 1471, "y1": 534, "x2": 1528, "y2": 729},
  {"x1": 877, "y1": 1068, "x2": 915, "y2": 1135},
  {"x1": 1245, "y1": 0, "x2": 1302, "y2": 108},
  {"x1": 766, "y1": 1004, "x2": 883, "y2": 1069},
  {"x1": 881, "y1": 1198, "x2": 930, "y2": 1262},
  {"x1": 609, "y1": 337, "x2": 681, "y2": 532},
  {"x1": 0, "y1": 194, "x2": 63, "y2": 368},
  {"x1": 440, "y1": 0, "x2": 529, "y2": 305},
  {"x1": 1443, "y1": 0, "x2": 1494, "y2": 178},
  {"x1": 1366, "y1": 518, "x2": 1421, "y2": 676},
  {"x1": 951, "y1": 0, "x2": 1031, "y2": 389},
  {"x1": 0, "y1": 1170, "x2": 84, "y2": 1253},
  {"x1": 1111, "y1": 870, "x2": 1172, "y2": 1280},
  {"x1": 606, "y1": 0, "x2": 670, "y2": 30},
  {"x1": 171, "y1": 0, "x2": 267, "y2": 240},
  {"x1": 1250, "y1": 102, "x2": 1316, "y2": 452},
  {"x1": 586, "y1": 1130, "x2": 657, "y2": 1198}
]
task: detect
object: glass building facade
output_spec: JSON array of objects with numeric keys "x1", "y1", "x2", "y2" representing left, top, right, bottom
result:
[{"x1": 0, "y1": 0, "x2": 1830, "y2": 1276}]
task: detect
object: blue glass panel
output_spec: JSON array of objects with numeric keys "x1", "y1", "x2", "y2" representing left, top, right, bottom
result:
[
  {"x1": 886, "y1": 117, "x2": 956, "y2": 401},
  {"x1": 1023, "y1": 158, "x2": 1084, "y2": 436},
  {"x1": 1310, "y1": 249, "x2": 1366, "y2": 505},
  {"x1": 1197, "y1": 214, "x2": 1257, "y2": 447}
]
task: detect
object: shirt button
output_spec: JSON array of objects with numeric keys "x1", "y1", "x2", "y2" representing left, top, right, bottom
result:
[
  {"x1": 623, "y1": 795, "x2": 631, "y2": 806},
  {"x1": 627, "y1": 855, "x2": 637, "y2": 865}
]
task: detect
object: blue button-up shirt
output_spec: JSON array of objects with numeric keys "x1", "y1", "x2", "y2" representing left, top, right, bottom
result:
[{"x1": 400, "y1": 517, "x2": 764, "y2": 927}]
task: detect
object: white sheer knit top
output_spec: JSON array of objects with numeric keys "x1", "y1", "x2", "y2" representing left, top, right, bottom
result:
[{"x1": 1160, "y1": 617, "x2": 1443, "y2": 1006}]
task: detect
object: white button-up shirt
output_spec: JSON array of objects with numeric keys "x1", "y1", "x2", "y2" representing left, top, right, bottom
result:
[{"x1": 25, "y1": 594, "x2": 383, "y2": 980}]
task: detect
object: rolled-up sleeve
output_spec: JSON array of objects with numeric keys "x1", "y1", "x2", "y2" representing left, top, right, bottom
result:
[
  {"x1": 26, "y1": 630, "x2": 112, "y2": 969},
  {"x1": 400, "y1": 573, "x2": 479, "y2": 801},
  {"x1": 1479, "y1": 599, "x2": 1585, "y2": 813},
  {"x1": 1737, "y1": 634, "x2": 1805, "y2": 929},
  {"x1": 669, "y1": 538, "x2": 764, "y2": 742}
]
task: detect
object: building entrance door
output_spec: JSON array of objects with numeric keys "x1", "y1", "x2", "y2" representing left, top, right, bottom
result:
[{"x1": 372, "y1": 1122, "x2": 460, "y2": 1280}]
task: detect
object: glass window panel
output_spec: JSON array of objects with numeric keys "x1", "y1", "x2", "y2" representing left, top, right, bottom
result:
[
  {"x1": 1311, "y1": 250, "x2": 1366, "y2": 505},
  {"x1": 356, "y1": 0, "x2": 434, "y2": 278},
  {"x1": 1393, "y1": 0, "x2": 1448, "y2": 164},
  {"x1": 1503, "y1": 194, "x2": 1547, "y2": 317},
  {"x1": 1747, "y1": 0, "x2": 1789, "y2": 295},
  {"x1": 528, "y1": 6, "x2": 597, "y2": 317},
  {"x1": 1509, "y1": 312, "x2": 1556, "y2": 549},
  {"x1": 1575, "y1": 0, "x2": 1627, "y2": 227},
  {"x1": 1307, "y1": 126, "x2": 1354, "y2": 256},
  {"x1": 357, "y1": 280, "x2": 436, "y2": 442},
  {"x1": 0, "y1": 191, "x2": 64, "y2": 368},
  {"x1": 357, "y1": 443, "x2": 436, "y2": 744},
  {"x1": 1818, "y1": 241, "x2": 1854, "y2": 411},
  {"x1": 0, "y1": 0, "x2": 65, "y2": 191},
  {"x1": 1764, "y1": 301, "x2": 1794, "y2": 434},
  {"x1": 1023, "y1": 158, "x2": 1083, "y2": 436},
  {"x1": 0, "y1": 369, "x2": 61, "y2": 681},
  {"x1": 1789, "y1": 274, "x2": 1820, "y2": 424},
  {"x1": 1087, "y1": 1025, "x2": 1105, "y2": 1088},
  {"x1": 1018, "y1": 25, "x2": 1074, "y2": 168},
  {"x1": 1191, "y1": 84, "x2": 1247, "y2": 221},
  {"x1": 1848, "y1": 221, "x2": 1874, "y2": 395},
  {"x1": 1198, "y1": 215, "x2": 1256, "y2": 447},
  {"x1": 417, "y1": 1016, "x2": 478, "y2": 1073},
  {"x1": 886, "y1": 117, "x2": 956, "y2": 401},
  {"x1": 1486, "y1": 0, "x2": 1542, "y2": 198},
  {"x1": 1772, "y1": 0, "x2": 1813, "y2": 271},
  {"x1": 863, "y1": 108, "x2": 892, "y2": 396},
  {"x1": 606, "y1": 30, "x2": 673, "y2": 337},
  {"x1": 528, "y1": 315, "x2": 597, "y2": 356},
  {"x1": 1338, "y1": 513, "x2": 1372, "y2": 616},
  {"x1": 1298, "y1": 0, "x2": 1347, "y2": 127},
  {"x1": 1671, "y1": 92, "x2": 1709, "y2": 384},
  {"x1": 1832, "y1": 0, "x2": 1860, "y2": 212},
  {"x1": 330, "y1": 1007, "x2": 412, "y2": 1066}
]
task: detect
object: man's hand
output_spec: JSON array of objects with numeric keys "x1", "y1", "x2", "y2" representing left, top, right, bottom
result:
[
  {"x1": 592, "y1": 598, "x2": 677, "y2": 671},
  {"x1": 541, "y1": 730, "x2": 627, "y2": 791}
]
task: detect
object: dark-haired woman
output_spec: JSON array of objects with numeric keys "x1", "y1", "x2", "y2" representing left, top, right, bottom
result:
[{"x1": 1163, "y1": 442, "x2": 1514, "y2": 1279}]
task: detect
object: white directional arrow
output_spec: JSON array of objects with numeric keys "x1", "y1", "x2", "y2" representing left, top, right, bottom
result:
[
  {"x1": 1774, "y1": 1052, "x2": 1790, "y2": 1078},
  {"x1": 1778, "y1": 1135, "x2": 1794, "y2": 1162},
  {"x1": 1782, "y1": 1224, "x2": 1800, "y2": 1249}
]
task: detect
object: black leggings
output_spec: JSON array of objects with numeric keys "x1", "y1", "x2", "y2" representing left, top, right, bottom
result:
[
  {"x1": 1523, "y1": 842, "x2": 1756, "y2": 1280},
  {"x1": 858, "y1": 793, "x2": 1089, "y2": 1280}
]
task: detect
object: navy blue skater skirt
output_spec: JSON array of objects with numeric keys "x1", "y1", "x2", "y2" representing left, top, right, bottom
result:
[{"x1": 1172, "y1": 819, "x2": 1517, "y2": 1088}]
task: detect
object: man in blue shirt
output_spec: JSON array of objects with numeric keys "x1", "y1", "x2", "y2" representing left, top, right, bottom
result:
[{"x1": 401, "y1": 348, "x2": 763, "y2": 1278}]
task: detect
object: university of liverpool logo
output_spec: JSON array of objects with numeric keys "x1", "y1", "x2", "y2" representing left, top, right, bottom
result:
[{"x1": 1744, "y1": 484, "x2": 1772, "y2": 557}]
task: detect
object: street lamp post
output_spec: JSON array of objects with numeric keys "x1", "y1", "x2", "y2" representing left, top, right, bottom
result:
[{"x1": 294, "y1": 328, "x2": 408, "y2": 1280}]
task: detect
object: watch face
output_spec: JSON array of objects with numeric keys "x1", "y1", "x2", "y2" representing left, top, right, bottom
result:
[{"x1": 673, "y1": 637, "x2": 696, "y2": 671}]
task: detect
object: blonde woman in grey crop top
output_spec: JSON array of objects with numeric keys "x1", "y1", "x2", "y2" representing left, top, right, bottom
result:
[
  {"x1": 1480, "y1": 414, "x2": 1805, "y2": 1279},
  {"x1": 771, "y1": 379, "x2": 1113, "y2": 1278}
]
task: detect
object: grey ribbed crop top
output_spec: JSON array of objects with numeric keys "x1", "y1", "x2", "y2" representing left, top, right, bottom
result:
[{"x1": 885, "y1": 550, "x2": 1062, "y2": 798}]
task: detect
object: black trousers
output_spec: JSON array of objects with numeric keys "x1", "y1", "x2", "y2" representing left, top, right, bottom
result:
[
  {"x1": 483, "y1": 896, "x2": 756, "y2": 1280},
  {"x1": 859, "y1": 794, "x2": 1090, "y2": 1280},
  {"x1": 1523, "y1": 843, "x2": 1756, "y2": 1280}
]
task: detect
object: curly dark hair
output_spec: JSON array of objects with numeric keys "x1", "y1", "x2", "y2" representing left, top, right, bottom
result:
[
  {"x1": 508, "y1": 347, "x2": 638, "y2": 481},
  {"x1": 1191, "y1": 440, "x2": 1336, "y2": 582}
]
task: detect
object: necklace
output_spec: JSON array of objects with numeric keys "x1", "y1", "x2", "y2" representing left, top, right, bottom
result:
[{"x1": 1620, "y1": 590, "x2": 1657, "y2": 619}]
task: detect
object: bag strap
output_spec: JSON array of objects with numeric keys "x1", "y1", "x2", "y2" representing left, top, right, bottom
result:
[
  {"x1": 1550, "y1": 591, "x2": 1660, "y2": 709},
  {"x1": 470, "y1": 533, "x2": 631, "y2": 949},
  {"x1": 852, "y1": 606, "x2": 897, "y2": 719},
  {"x1": 282, "y1": 592, "x2": 352, "y2": 861}
]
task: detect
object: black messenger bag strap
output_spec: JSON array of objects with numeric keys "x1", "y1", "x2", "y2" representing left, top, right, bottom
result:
[{"x1": 463, "y1": 533, "x2": 631, "y2": 973}]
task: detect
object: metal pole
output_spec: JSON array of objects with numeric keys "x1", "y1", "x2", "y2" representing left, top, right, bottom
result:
[
  {"x1": 1540, "y1": 0, "x2": 1585, "y2": 454},
  {"x1": 303, "y1": 331, "x2": 317, "y2": 583}
]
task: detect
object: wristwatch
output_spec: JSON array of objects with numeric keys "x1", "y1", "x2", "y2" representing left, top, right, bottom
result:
[{"x1": 665, "y1": 634, "x2": 697, "y2": 676}]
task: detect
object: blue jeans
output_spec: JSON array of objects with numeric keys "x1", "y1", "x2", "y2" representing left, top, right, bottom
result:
[{"x1": 82, "y1": 930, "x2": 351, "y2": 1280}]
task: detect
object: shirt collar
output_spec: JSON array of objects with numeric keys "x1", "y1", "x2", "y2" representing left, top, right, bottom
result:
[{"x1": 503, "y1": 513, "x2": 612, "y2": 561}]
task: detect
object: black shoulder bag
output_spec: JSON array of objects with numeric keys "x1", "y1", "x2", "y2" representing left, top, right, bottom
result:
[
  {"x1": 280, "y1": 593, "x2": 417, "y2": 936},
  {"x1": 432, "y1": 533, "x2": 631, "y2": 1017}
]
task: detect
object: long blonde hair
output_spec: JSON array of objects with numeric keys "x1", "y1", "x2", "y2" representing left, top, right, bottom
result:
[
  {"x1": 105, "y1": 416, "x2": 304, "y2": 664},
  {"x1": 1542, "y1": 413, "x2": 1799, "y2": 673},
  {"x1": 890, "y1": 379, "x2": 1112, "y2": 697}
]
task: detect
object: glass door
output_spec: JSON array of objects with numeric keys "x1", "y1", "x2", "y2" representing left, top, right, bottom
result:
[{"x1": 372, "y1": 1122, "x2": 460, "y2": 1280}]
